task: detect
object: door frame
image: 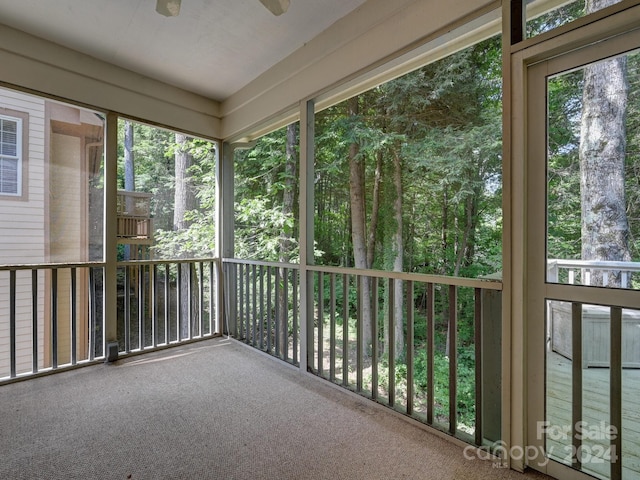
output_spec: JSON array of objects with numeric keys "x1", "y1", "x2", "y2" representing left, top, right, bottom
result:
[{"x1": 507, "y1": 2, "x2": 640, "y2": 476}]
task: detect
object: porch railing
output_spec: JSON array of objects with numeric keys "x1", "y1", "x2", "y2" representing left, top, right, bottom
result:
[
  {"x1": 222, "y1": 258, "x2": 502, "y2": 446},
  {"x1": 0, "y1": 258, "x2": 220, "y2": 384},
  {"x1": 222, "y1": 259, "x2": 300, "y2": 366},
  {"x1": 117, "y1": 259, "x2": 220, "y2": 353},
  {"x1": 0, "y1": 262, "x2": 106, "y2": 381}
]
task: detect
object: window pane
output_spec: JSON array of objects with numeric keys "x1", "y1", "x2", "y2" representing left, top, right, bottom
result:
[
  {"x1": 546, "y1": 50, "x2": 640, "y2": 289},
  {"x1": 526, "y1": 0, "x2": 623, "y2": 40},
  {"x1": 0, "y1": 118, "x2": 18, "y2": 157},
  {"x1": 0, "y1": 158, "x2": 18, "y2": 194},
  {"x1": 526, "y1": 0, "x2": 584, "y2": 38}
]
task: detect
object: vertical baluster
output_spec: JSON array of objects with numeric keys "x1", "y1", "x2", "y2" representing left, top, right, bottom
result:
[
  {"x1": 32, "y1": 269, "x2": 39, "y2": 372},
  {"x1": 406, "y1": 280, "x2": 414, "y2": 415},
  {"x1": 164, "y1": 263, "x2": 170, "y2": 344},
  {"x1": 427, "y1": 282, "x2": 435, "y2": 425},
  {"x1": 199, "y1": 262, "x2": 205, "y2": 338},
  {"x1": 177, "y1": 262, "x2": 183, "y2": 341},
  {"x1": 188, "y1": 262, "x2": 194, "y2": 340},
  {"x1": 237, "y1": 264, "x2": 243, "y2": 340},
  {"x1": 252, "y1": 264, "x2": 258, "y2": 347},
  {"x1": 342, "y1": 274, "x2": 349, "y2": 387},
  {"x1": 371, "y1": 277, "x2": 379, "y2": 400},
  {"x1": 571, "y1": 302, "x2": 583, "y2": 469},
  {"x1": 568, "y1": 269, "x2": 575, "y2": 285},
  {"x1": 317, "y1": 271, "x2": 324, "y2": 375},
  {"x1": 388, "y1": 278, "x2": 395, "y2": 406},
  {"x1": 124, "y1": 265, "x2": 131, "y2": 352},
  {"x1": 259, "y1": 265, "x2": 265, "y2": 350},
  {"x1": 9, "y1": 269, "x2": 16, "y2": 378},
  {"x1": 329, "y1": 273, "x2": 336, "y2": 382},
  {"x1": 138, "y1": 263, "x2": 144, "y2": 349},
  {"x1": 283, "y1": 267, "x2": 289, "y2": 363},
  {"x1": 152, "y1": 264, "x2": 158, "y2": 347},
  {"x1": 71, "y1": 267, "x2": 77, "y2": 365},
  {"x1": 245, "y1": 263, "x2": 251, "y2": 344},
  {"x1": 610, "y1": 307, "x2": 622, "y2": 480},
  {"x1": 474, "y1": 288, "x2": 483, "y2": 445},
  {"x1": 209, "y1": 261, "x2": 215, "y2": 335},
  {"x1": 88, "y1": 268, "x2": 96, "y2": 361},
  {"x1": 275, "y1": 267, "x2": 281, "y2": 356},
  {"x1": 267, "y1": 267, "x2": 272, "y2": 353},
  {"x1": 51, "y1": 268, "x2": 58, "y2": 369},
  {"x1": 448, "y1": 284, "x2": 457, "y2": 435},
  {"x1": 292, "y1": 270, "x2": 299, "y2": 365},
  {"x1": 356, "y1": 275, "x2": 363, "y2": 393}
]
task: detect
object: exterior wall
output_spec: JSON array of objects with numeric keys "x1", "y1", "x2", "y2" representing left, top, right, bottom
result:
[
  {"x1": 0, "y1": 88, "x2": 46, "y2": 263},
  {"x1": 0, "y1": 90, "x2": 99, "y2": 376},
  {"x1": 0, "y1": 88, "x2": 46, "y2": 376}
]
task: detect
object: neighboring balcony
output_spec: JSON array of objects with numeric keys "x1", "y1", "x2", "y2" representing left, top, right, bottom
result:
[{"x1": 117, "y1": 190, "x2": 153, "y2": 245}]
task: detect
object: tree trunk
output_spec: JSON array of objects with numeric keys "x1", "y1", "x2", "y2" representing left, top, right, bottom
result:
[
  {"x1": 391, "y1": 151, "x2": 404, "y2": 359},
  {"x1": 123, "y1": 121, "x2": 135, "y2": 261},
  {"x1": 278, "y1": 123, "x2": 298, "y2": 357},
  {"x1": 124, "y1": 121, "x2": 135, "y2": 192},
  {"x1": 348, "y1": 97, "x2": 373, "y2": 352},
  {"x1": 174, "y1": 133, "x2": 199, "y2": 339},
  {"x1": 441, "y1": 187, "x2": 452, "y2": 356},
  {"x1": 580, "y1": 0, "x2": 630, "y2": 287},
  {"x1": 367, "y1": 151, "x2": 383, "y2": 268},
  {"x1": 174, "y1": 134, "x2": 197, "y2": 232}
]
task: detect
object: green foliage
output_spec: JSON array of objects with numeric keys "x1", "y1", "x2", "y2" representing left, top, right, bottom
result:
[
  {"x1": 376, "y1": 344, "x2": 476, "y2": 428},
  {"x1": 414, "y1": 345, "x2": 476, "y2": 427},
  {"x1": 314, "y1": 35, "x2": 503, "y2": 279},
  {"x1": 233, "y1": 124, "x2": 301, "y2": 262}
]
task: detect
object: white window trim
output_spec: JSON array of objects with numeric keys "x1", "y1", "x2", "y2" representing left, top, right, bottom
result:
[{"x1": 0, "y1": 114, "x2": 22, "y2": 197}]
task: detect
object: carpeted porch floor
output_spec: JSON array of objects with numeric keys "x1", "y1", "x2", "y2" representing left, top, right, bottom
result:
[{"x1": 0, "y1": 337, "x2": 549, "y2": 480}]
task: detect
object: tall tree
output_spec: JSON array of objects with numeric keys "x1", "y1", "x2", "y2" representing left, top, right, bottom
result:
[
  {"x1": 347, "y1": 97, "x2": 374, "y2": 353},
  {"x1": 123, "y1": 120, "x2": 135, "y2": 260},
  {"x1": 174, "y1": 133, "x2": 199, "y2": 338},
  {"x1": 278, "y1": 123, "x2": 299, "y2": 356},
  {"x1": 579, "y1": 0, "x2": 630, "y2": 287},
  {"x1": 390, "y1": 150, "x2": 404, "y2": 357},
  {"x1": 124, "y1": 121, "x2": 135, "y2": 192}
]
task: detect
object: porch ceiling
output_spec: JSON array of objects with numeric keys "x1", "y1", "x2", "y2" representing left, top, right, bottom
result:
[{"x1": 0, "y1": 0, "x2": 366, "y2": 102}]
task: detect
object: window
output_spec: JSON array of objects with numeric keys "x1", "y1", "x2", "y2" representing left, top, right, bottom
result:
[{"x1": 0, "y1": 115, "x2": 21, "y2": 196}]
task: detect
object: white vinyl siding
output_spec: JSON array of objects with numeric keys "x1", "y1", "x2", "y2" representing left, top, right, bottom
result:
[{"x1": 0, "y1": 115, "x2": 21, "y2": 196}]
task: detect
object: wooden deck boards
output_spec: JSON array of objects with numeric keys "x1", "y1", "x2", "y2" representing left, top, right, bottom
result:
[{"x1": 547, "y1": 351, "x2": 640, "y2": 480}]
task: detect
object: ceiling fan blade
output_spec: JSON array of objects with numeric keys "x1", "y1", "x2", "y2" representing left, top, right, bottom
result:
[{"x1": 259, "y1": 0, "x2": 290, "y2": 16}]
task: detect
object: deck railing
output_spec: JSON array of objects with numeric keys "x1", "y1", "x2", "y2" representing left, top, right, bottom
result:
[
  {"x1": 0, "y1": 258, "x2": 220, "y2": 383},
  {"x1": 548, "y1": 258, "x2": 640, "y2": 288},
  {"x1": 222, "y1": 258, "x2": 503, "y2": 446}
]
